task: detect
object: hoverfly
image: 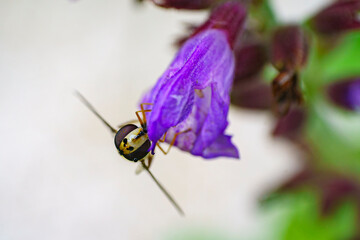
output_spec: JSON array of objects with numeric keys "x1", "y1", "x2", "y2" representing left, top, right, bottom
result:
[{"x1": 76, "y1": 91, "x2": 184, "y2": 216}]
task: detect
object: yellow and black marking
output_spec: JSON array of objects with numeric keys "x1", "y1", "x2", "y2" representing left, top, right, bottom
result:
[{"x1": 114, "y1": 124, "x2": 151, "y2": 162}]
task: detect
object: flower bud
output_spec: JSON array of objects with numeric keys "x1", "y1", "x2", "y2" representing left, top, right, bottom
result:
[
  {"x1": 234, "y1": 41, "x2": 267, "y2": 81},
  {"x1": 272, "y1": 106, "x2": 306, "y2": 140},
  {"x1": 273, "y1": 168, "x2": 360, "y2": 217},
  {"x1": 312, "y1": 0, "x2": 360, "y2": 35},
  {"x1": 231, "y1": 79, "x2": 272, "y2": 110},
  {"x1": 271, "y1": 25, "x2": 308, "y2": 71}
]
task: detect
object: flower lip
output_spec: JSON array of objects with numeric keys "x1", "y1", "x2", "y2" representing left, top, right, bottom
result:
[{"x1": 142, "y1": 28, "x2": 239, "y2": 159}]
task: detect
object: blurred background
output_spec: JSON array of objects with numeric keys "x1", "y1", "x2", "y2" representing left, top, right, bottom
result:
[{"x1": 0, "y1": 0, "x2": 348, "y2": 239}]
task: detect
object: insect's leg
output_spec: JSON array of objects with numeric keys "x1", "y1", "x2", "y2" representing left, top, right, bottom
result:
[
  {"x1": 156, "y1": 143, "x2": 166, "y2": 155},
  {"x1": 158, "y1": 131, "x2": 167, "y2": 143},
  {"x1": 140, "y1": 103, "x2": 154, "y2": 109},
  {"x1": 146, "y1": 154, "x2": 153, "y2": 169},
  {"x1": 135, "y1": 111, "x2": 145, "y2": 126},
  {"x1": 156, "y1": 131, "x2": 168, "y2": 154},
  {"x1": 139, "y1": 103, "x2": 153, "y2": 124},
  {"x1": 156, "y1": 129, "x2": 191, "y2": 155},
  {"x1": 117, "y1": 103, "x2": 153, "y2": 129},
  {"x1": 136, "y1": 110, "x2": 151, "y2": 129}
]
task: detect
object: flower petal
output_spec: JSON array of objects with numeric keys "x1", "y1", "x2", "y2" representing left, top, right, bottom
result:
[
  {"x1": 163, "y1": 84, "x2": 239, "y2": 159},
  {"x1": 191, "y1": 83, "x2": 239, "y2": 158},
  {"x1": 202, "y1": 134, "x2": 239, "y2": 158}
]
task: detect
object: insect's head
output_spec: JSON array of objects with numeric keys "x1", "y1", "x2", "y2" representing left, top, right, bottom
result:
[{"x1": 114, "y1": 124, "x2": 151, "y2": 162}]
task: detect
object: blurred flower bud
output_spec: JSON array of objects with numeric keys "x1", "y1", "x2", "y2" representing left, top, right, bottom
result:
[
  {"x1": 272, "y1": 106, "x2": 306, "y2": 140},
  {"x1": 270, "y1": 25, "x2": 309, "y2": 115},
  {"x1": 320, "y1": 177, "x2": 358, "y2": 215},
  {"x1": 271, "y1": 25, "x2": 308, "y2": 71},
  {"x1": 234, "y1": 41, "x2": 268, "y2": 82},
  {"x1": 150, "y1": 0, "x2": 215, "y2": 9},
  {"x1": 327, "y1": 77, "x2": 360, "y2": 111},
  {"x1": 312, "y1": 0, "x2": 360, "y2": 35},
  {"x1": 268, "y1": 167, "x2": 360, "y2": 238},
  {"x1": 134, "y1": 0, "x2": 144, "y2": 5},
  {"x1": 231, "y1": 79, "x2": 272, "y2": 110},
  {"x1": 275, "y1": 167, "x2": 360, "y2": 216},
  {"x1": 276, "y1": 167, "x2": 314, "y2": 191}
]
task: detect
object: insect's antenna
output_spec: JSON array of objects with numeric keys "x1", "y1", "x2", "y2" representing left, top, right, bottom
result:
[
  {"x1": 141, "y1": 161, "x2": 185, "y2": 216},
  {"x1": 75, "y1": 90, "x2": 117, "y2": 133}
]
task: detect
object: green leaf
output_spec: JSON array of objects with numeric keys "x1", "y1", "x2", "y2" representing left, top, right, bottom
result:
[
  {"x1": 266, "y1": 191, "x2": 357, "y2": 240},
  {"x1": 300, "y1": 31, "x2": 360, "y2": 174}
]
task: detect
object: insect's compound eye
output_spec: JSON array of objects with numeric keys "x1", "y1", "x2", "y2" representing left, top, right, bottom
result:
[
  {"x1": 123, "y1": 139, "x2": 151, "y2": 162},
  {"x1": 114, "y1": 124, "x2": 138, "y2": 150}
]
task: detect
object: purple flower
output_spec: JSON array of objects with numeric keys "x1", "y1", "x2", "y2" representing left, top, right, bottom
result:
[
  {"x1": 142, "y1": 2, "x2": 246, "y2": 159},
  {"x1": 311, "y1": 0, "x2": 360, "y2": 35},
  {"x1": 327, "y1": 77, "x2": 360, "y2": 111}
]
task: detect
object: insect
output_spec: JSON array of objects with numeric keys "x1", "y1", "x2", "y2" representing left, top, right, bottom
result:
[{"x1": 76, "y1": 91, "x2": 185, "y2": 216}]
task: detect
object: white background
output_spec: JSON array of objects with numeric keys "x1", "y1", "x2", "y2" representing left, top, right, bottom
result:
[{"x1": 0, "y1": 0, "x2": 330, "y2": 239}]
